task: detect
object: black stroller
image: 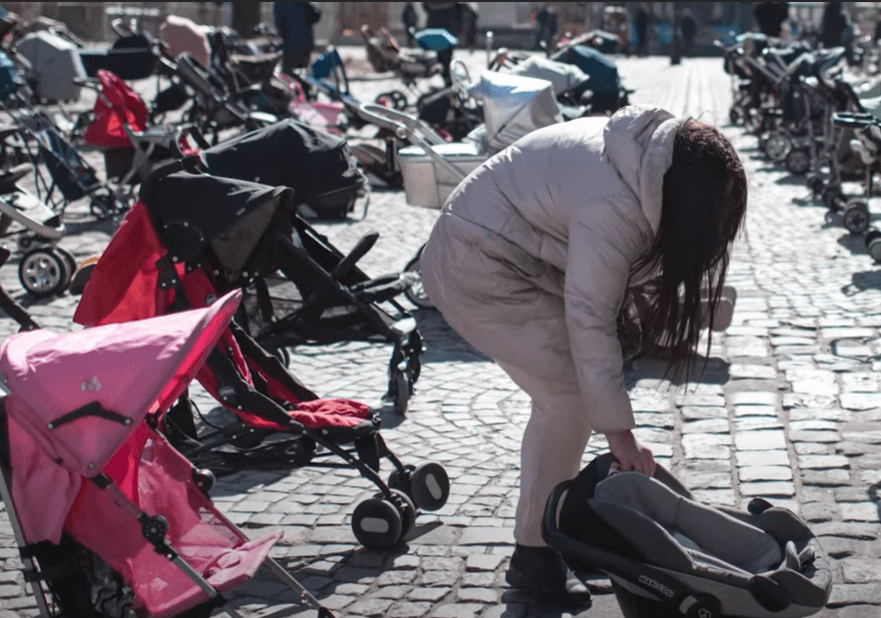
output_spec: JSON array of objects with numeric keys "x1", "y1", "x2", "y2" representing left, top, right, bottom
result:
[{"x1": 544, "y1": 454, "x2": 833, "y2": 618}]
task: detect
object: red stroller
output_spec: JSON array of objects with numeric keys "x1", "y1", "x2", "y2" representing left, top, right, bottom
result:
[
  {"x1": 72, "y1": 162, "x2": 449, "y2": 551},
  {"x1": 0, "y1": 290, "x2": 335, "y2": 618},
  {"x1": 81, "y1": 69, "x2": 202, "y2": 188}
]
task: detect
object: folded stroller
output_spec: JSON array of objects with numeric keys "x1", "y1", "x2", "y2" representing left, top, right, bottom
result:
[
  {"x1": 0, "y1": 290, "x2": 336, "y2": 618},
  {"x1": 72, "y1": 168, "x2": 446, "y2": 549},
  {"x1": 543, "y1": 454, "x2": 833, "y2": 618}
]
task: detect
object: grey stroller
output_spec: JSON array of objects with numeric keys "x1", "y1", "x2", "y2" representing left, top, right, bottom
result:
[{"x1": 543, "y1": 453, "x2": 833, "y2": 618}]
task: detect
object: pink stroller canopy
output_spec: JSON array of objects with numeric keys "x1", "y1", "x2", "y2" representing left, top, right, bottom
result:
[{"x1": 1, "y1": 290, "x2": 241, "y2": 543}]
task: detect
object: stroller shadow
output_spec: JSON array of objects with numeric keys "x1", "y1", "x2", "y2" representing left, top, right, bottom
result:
[
  {"x1": 412, "y1": 308, "x2": 493, "y2": 364},
  {"x1": 774, "y1": 173, "x2": 809, "y2": 186},
  {"x1": 836, "y1": 231, "x2": 871, "y2": 256},
  {"x1": 624, "y1": 352, "x2": 730, "y2": 387},
  {"x1": 842, "y1": 270, "x2": 881, "y2": 296}
]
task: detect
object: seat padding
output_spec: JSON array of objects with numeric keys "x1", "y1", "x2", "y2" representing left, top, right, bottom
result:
[{"x1": 592, "y1": 472, "x2": 782, "y2": 574}]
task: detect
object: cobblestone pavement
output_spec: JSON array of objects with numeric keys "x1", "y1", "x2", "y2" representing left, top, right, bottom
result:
[{"x1": 0, "y1": 49, "x2": 879, "y2": 618}]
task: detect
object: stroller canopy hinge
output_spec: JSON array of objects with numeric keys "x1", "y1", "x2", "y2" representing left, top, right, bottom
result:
[{"x1": 47, "y1": 402, "x2": 132, "y2": 431}]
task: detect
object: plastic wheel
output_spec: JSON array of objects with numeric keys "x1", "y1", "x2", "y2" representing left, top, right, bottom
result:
[
  {"x1": 391, "y1": 369, "x2": 409, "y2": 415},
  {"x1": 843, "y1": 200, "x2": 871, "y2": 234},
  {"x1": 54, "y1": 247, "x2": 77, "y2": 279},
  {"x1": 806, "y1": 174, "x2": 825, "y2": 196},
  {"x1": 191, "y1": 468, "x2": 216, "y2": 496},
  {"x1": 409, "y1": 462, "x2": 450, "y2": 512},
  {"x1": 19, "y1": 247, "x2": 67, "y2": 297},
  {"x1": 866, "y1": 230, "x2": 881, "y2": 263},
  {"x1": 403, "y1": 246, "x2": 435, "y2": 309},
  {"x1": 763, "y1": 133, "x2": 790, "y2": 162},
  {"x1": 389, "y1": 489, "x2": 417, "y2": 538},
  {"x1": 351, "y1": 496, "x2": 403, "y2": 550},
  {"x1": 784, "y1": 148, "x2": 810, "y2": 175}
]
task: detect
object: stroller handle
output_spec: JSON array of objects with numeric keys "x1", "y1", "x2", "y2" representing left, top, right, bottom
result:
[{"x1": 357, "y1": 104, "x2": 471, "y2": 181}]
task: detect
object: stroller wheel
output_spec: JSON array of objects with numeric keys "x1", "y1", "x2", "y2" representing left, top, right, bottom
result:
[
  {"x1": 389, "y1": 489, "x2": 417, "y2": 538},
  {"x1": 388, "y1": 464, "x2": 415, "y2": 496},
  {"x1": 403, "y1": 246, "x2": 436, "y2": 309},
  {"x1": 784, "y1": 148, "x2": 810, "y2": 176},
  {"x1": 54, "y1": 247, "x2": 78, "y2": 282},
  {"x1": 351, "y1": 496, "x2": 403, "y2": 550},
  {"x1": 19, "y1": 247, "x2": 69, "y2": 297},
  {"x1": 408, "y1": 462, "x2": 450, "y2": 512},
  {"x1": 191, "y1": 468, "x2": 216, "y2": 496},
  {"x1": 806, "y1": 174, "x2": 825, "y2": 196},
  {"x1": 763, "y1": 132, "x2": 791, "y2": 162},
  {"x1": 391, "y1": 369, "x2": 410, "y2": 415},
  {"x1": 866, "y1": 230, "x2": 881, "y2": 263},
  {"x1": 843, "y1": 200, "x2": 871, "y2": 235}
]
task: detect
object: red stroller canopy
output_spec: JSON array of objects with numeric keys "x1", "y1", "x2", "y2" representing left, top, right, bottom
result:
[{"x1": 82, "y1": 69, "x2": 149, "y2": 150}]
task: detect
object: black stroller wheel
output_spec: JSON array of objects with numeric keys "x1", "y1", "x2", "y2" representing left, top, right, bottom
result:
[
  {"x1": 866, "y1": 230, "x2": 881, "y2": 263},
  {"x1": 784, "y1": 148, "x2": 810, "y2": 176},
  {"x1": 19, "y1": 247, "x2": 69, "y2": 297},
  {"x1": 408, "y1": 462, "x2": 450, "y2": 512},
  {"x1": 843, "y1": 200, "x2": 871, "y2": 234},
  {"x1": 763, "y1": 133, "x2": 790, "y2": 162},
  {"x1": 375, "y1": 90, "x2": 408, "y2": 111},
  {"x1": 351, "y1": 496, "x2": 403, "y2": 549},
  {"x1": 55, "y1": 247, "x2": 78, "y2": 282},
  {"x1": 389, "y1": 489, "x2": 417, "y2": 538},
  {"x1": 391, "y1": 369, "x2": 410, "y2": 415}
]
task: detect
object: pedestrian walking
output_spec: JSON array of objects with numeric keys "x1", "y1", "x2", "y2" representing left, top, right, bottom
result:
[
  {"x1": 680, "y1": 9, "x2": 697, "y2": 57},
  {"x1": 459, "y1": 2, "x2": 479, "y2": 53},
  {"x1": 422, "y1": 2, "x2": 460, "y2": 34},
  {"x1": 533, "y1": 4, "x2": 558, "y2": 52},
  {"x1": 820, "y1": 2, "x2": 847, "y2": 48},
  {"x1": 420, "y1": 106, "x2": 748, "y2": 609},
  {"x1": 273, "y1": 2, "x2": 321, "y2": 75},
  {"x1": 402, "y1": 2, "x2": 418, "y2": 46},
  {"x1": 635, "y1": 5, "x2": 650, "y2": 56}
]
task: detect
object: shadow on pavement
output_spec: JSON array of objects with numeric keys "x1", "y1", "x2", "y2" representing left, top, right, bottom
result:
[
  {"x1": 842, "y1": 270, "x2": 881, "y2": 296},
  {"x1": 625, "y1": 353, "x2": 730, "y2": 387}
]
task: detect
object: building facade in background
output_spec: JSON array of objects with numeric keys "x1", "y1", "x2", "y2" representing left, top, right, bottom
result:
[{"x1": 0, "y1": 2, "x2": 876, "y2": 55}]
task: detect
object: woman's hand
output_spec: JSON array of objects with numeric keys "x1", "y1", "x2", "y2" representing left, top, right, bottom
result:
[{"x1": 606, "y1": 430, "x2": 656, "y2": 476}]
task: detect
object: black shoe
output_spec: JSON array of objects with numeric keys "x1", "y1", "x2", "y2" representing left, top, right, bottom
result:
[{"x1": 505, "y1": 544, "x2": 593, "y2": 610}]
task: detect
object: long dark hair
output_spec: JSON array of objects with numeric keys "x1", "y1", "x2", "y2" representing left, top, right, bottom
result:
[{"x1": 631, "y1": 118, "x2": 747, "y2": 379}]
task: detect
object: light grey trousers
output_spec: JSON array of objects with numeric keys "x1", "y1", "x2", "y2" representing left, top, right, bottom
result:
[{"x1": 497, "y1": 361, "x2": 593, "y2": 547}]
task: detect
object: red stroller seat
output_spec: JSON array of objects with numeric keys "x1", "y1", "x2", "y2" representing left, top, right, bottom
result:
[
  {"x1": 72, "y1": 169, "x2": 449, "y2": 551},
  {"x1": 0, "y1": 292, "x2": 334, "y2": 618}
]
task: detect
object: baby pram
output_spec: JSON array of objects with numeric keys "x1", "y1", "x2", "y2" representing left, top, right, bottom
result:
[
  {"x1": 550, "y1": 44, "x2": 632, "y2": 115},
  {"x1": 0, "y1": 288, "x2": 337, "y2": 618},
  {"x1": 80, "y1": 69, "x2": 206, "y2": 189},
  {"x1": 361, "y1": 25, "x2": 440, "y2": 106},
  {"x1": 543, "y1": 453, "x2": 833, "y2": 618},
  {"x1": 72, "y1": 168, "x2": 446, "y2": 549}
]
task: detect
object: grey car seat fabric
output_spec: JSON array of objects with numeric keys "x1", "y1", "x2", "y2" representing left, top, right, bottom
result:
[{"x1": 591, "y1": 472, "x2": 783, "y2": 574}]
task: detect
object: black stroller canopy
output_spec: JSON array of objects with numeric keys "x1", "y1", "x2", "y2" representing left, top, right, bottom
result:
[
  {"x1": 140, "y1": 170, "x2": 295, "y2": 279},
  {"x1": 201, "y1": 118, "x2": 367, "y2": 203}
]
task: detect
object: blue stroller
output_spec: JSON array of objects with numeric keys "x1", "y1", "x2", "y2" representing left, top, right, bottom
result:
[{"x1": 550, "y1": 44, "x2": 632, "y2": 114}]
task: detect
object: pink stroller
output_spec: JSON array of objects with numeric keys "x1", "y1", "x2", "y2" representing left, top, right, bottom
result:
[{"x1": 0, "y1": 289, "x2": 334, "y2": 618}]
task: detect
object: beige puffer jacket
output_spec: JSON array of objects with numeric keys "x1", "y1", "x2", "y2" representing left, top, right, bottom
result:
[{"x1": 420, "y1": 105, "x2": 683, "y2": 434}]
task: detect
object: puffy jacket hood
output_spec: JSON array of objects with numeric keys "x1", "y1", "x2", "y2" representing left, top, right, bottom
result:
[{"x1": 603, "y1": 105, "x2": 682, "y2": 235}]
